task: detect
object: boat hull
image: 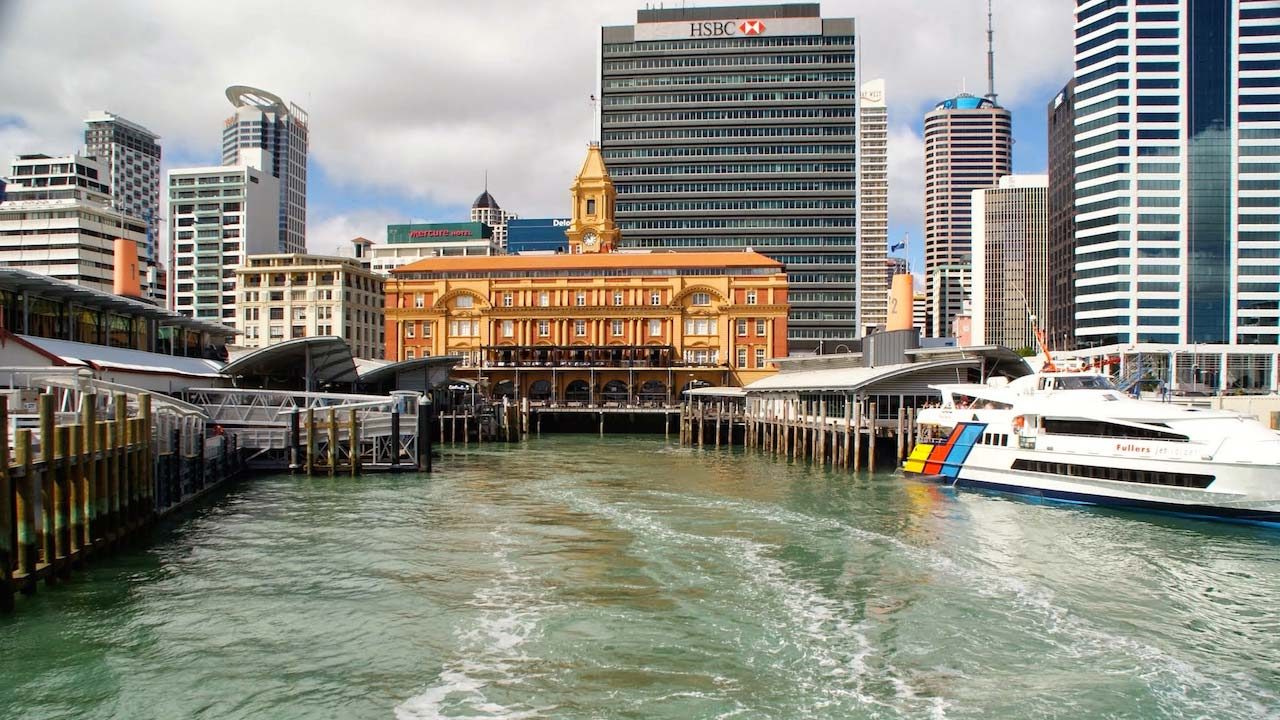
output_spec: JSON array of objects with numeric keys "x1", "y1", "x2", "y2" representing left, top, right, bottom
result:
[
  {"x1": 902, "y1": 424, "x2": 1280, "y2": 527},
  {"x1": 917, "y1": 472, "x2": 1280, "y2": 526}
]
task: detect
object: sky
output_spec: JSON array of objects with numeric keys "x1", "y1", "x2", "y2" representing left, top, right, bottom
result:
[{"x1": 0, "y1": 0, "x2": 1074, "y2": 270}]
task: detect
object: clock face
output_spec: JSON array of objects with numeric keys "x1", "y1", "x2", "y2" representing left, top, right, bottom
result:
[{"x1": 583, "y1": 231, "x2": 598, "y2": 247}]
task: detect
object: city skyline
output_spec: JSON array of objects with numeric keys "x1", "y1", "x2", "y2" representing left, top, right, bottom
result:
[{"x1": 0, "y1": 0, "x2": 1073, "y2": 265}]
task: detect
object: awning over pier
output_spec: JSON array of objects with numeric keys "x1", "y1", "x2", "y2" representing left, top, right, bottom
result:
[{"x1": 222, "y1": 336, "x2": 358, "y2": 391}]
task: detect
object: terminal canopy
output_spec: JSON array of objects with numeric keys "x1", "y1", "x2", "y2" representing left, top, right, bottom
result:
[{"x1": 222, "y1": 336, "x2": 357, "y2": 391}]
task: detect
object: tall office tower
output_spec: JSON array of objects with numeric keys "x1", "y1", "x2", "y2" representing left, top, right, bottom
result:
[
  {"x1": 167, "y1": 165, "x2": 280, "y2": 326},
  {"x1": 601, "y1": 3, "x2": 858, "y2": 353},
  {"x1": 971, "y1": 175, "x2": 1049, "y2": 349},
  {"x1": 221, "y1": 85, "x2": 308, "y2": 254},
  {"x1": 1046, "y1": 80, "x2": 1077, "y2": 351},
  {"x1": 923, "y1": 94, "x2": 1013, "y2": 339},
  {"x1": 1073, "y1": 0, "x2": 1280, "y2": 347},
  {"x1": 858, "y1": 79, "x2": 889, "y2": 335},
  {"x1": 83, "y1": 112, "x2": 161, "y2": 259},
  {"x1": 470, "y1": 187, "x2": 517, "y2": 251}
]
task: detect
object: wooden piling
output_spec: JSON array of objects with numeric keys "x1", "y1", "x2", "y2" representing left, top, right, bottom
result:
[
  {"x1": 328, "y1": 409, "x2": 338, "y2": 477},
  {"x1": 38, "y1": 394, "x2": 55, "y2": 584},
  {"x1": 0, "y1": 405, "x2": 11, "y2": 612},
  {"x1": 349, "y1": 409, "x2": 360, "y2": 478},
  {"x1": 81, "y1": 396, "x2": 96, "y2": 549},
  {"x1": 53, "y1": 425, "x2": 70, "y2": 579},
  {"x1": 67, "y1": 425, "x2": 82, "y2": 560},
  {"x1": 897, "y1": 407, "x2": 906, "y2": 461},
  {"x1": 852, "y1": 401, "x2": 862, "y2": 472},
  {"x1": 15, "y1": 430, "x2": 35, "y2": 594},
  {"x1": 868, "y1": 402, "x2": 878, "y2": 471},
  {"x1": 306, "y1": 408, "x2": 316, "y2": 476},
  {"x1": 843, "y1": 401, "x2": 852, "y2": 470}
]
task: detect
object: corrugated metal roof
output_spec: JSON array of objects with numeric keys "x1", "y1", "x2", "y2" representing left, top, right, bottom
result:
[
  {"x1": 744, "y1": 359, "x2": 977, "y2": 394},
  {"x1": 18, "y1": 335, "x2": 225, "y2": 378}
]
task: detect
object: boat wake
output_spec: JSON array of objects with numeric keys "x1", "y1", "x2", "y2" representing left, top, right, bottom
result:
[{"x1": 395, "y1": 527, "x2": 560, "y2": 720}]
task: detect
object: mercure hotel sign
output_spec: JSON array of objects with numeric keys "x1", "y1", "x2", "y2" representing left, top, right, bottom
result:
[{"x1": 633, "y1": 16, "x2": 823, "y2": 41}]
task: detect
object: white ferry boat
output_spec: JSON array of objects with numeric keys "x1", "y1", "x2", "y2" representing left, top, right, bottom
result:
[{"x1": 902, "y1": 371, "x2": 1280, "y2": 525}]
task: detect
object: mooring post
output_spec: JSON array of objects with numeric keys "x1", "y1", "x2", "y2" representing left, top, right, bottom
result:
[
  {"x1": 868, "y1": 402, "x2": 878, "y2": 471},
  {"x1": 53, "y1": 425, "x2": 70, "y2": 579},
  {"x1": 15, "y1": 430, "x2": 35, "y2": 595},
  {"x1": 140, "y1": 394, "x2": 153, "y2": 521},
  {"x1": 67, "y1": 425, "x2": 82, "y2": 561},
  {"x1": 853, "y1": 401, "x2": 862, "y2": 472},
  {"x1": 0, "y1": 404, "x2": 12, "y2": 612},
  {"x1": 390, "y1": 407, "x2": 401, "y2": 470},
  {"x1": 306, "y1": 408, "x2": 316, "y2": 476},
  {"x1": 349, "y1": 409, "x2": 360, "y2": 478},
  {"x1": 37, "y1": 394, "x2": 55, "y2": 583},
  {"x1": 81, "y1": 395, "x2": 96, "y2": 549},
  {"x1": 417, "y1": 395, "x2": 432, "y2": 473},
  {"x1": 897, "y1": 407, "x2": 906, "y2": 461},
  {"x1": 327, "y1": 409, "x2": 338, "y2": 477},
  {"x1": 288, "y1": 408, "x2": 300, "y2": 474}
]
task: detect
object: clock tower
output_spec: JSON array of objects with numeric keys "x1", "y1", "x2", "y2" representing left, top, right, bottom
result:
[{"x1": 565, "y1": 142, "x2": 620, "y2": 254}]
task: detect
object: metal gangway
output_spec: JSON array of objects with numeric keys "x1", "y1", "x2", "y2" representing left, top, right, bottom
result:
[{"x1": 183, "y1": 387, "x2": 429, "y2": 472}]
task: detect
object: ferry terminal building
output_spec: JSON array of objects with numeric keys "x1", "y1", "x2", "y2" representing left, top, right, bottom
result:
[{"x1": 383, "y1": 144, "x2": 789, "y2": 406}]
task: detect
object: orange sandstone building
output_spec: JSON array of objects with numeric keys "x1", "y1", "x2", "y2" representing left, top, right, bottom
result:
[{"x1": 383, "y1": 145, "x2": 788, "y2": 405}]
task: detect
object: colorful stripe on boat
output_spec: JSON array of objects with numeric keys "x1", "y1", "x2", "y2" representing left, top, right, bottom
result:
[{"x1": 903, "y1": 422, "x2": 987, "y2": 478}]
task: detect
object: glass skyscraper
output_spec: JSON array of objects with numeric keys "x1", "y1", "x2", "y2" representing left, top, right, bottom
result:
[
  {"x1": 1072, "y1": 0, "x2": 1280, "y2": 346},
  {"x1": 600, "y1": 3, "x2": 858, "y2": 352},
  {"x1": 222, "y1": 85, "x2": 309, "y2": 254}
]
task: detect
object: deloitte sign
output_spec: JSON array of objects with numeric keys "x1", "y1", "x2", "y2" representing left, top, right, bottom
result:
[{"x1": 507, "y1": 218, "x2": 572, "y2": 254}]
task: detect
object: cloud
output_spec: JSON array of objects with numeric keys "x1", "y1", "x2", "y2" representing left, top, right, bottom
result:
[
  {"x1": 0, "y1": 0, "x2": 1075, "y2": 227},
  {"x1": 886, "y1": 124, "x2": 925, "y2": 242},
  {"x1": 305, "y1": 208, "x2": 408, "y2": 257}
]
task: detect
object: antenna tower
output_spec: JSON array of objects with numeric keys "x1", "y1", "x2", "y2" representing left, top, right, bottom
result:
[{"x1": 985, "y1": 0, "x2": 998, "y2": 104}]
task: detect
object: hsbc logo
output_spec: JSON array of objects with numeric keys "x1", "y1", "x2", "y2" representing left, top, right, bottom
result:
[{"x1": 688, "y1": 19, "x2": 766, "y2": 37}]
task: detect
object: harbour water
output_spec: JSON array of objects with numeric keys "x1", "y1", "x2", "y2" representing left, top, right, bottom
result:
[{"x1": 1, "y1": 435, "x2": 1277, "y2": 719}]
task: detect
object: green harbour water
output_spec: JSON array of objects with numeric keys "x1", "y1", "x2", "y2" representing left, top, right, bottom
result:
[{"x1": 1, "y1": 435, "x2": 1278, "y2": 719}]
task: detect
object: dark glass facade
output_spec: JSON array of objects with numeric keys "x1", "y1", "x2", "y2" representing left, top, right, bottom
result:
[
  {"x1": 1186, "y1": 0, "x2": 1232, "y2": 343},
  {"x1": 1047, "y1": 79, "x2": 1078, "y2": 350}
]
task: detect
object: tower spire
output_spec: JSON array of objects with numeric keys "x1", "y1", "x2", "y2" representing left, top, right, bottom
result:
[{"x1": 985, "y1": 0, "x2": 998, "y2": 104}]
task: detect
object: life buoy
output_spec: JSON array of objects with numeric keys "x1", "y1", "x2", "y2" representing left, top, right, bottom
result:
[{"x1": 1012, "y1": 416, "x2": 1025, "y2": 431}]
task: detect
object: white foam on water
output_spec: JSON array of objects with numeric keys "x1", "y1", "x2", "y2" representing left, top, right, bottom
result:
[
  {"x1": 395, "y1": 528, "x2": 560, "y2": 720},
  {"x1": 554, "y1": 491, "x2": 907, "y2": 717},
  {"x1": 657, "y1": 492, "x2": 1280, "y2": 718}
]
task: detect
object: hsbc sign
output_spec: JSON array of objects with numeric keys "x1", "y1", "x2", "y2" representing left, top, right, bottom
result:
[
  {"x1": 633, "y1": 16, "x2": 823, "y2": 42},
  {"x1": 687, "y1": 19, "x2": 766, "y2": 37}
]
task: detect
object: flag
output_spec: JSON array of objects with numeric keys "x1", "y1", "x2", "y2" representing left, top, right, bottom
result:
[{"x1": 890, "y1": 241, "x2": 905, "y2": 252}]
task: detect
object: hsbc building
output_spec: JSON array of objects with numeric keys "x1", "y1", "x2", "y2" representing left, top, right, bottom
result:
[{"x1": 601, "y1": 3, "x2": 861, "y2": 352}]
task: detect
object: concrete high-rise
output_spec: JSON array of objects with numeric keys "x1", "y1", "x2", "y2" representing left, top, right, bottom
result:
[
  {"x1": 600, "y1": 3, "x2": 858, "y2": 353},
  {"x1": 923, "y1": 94, "x2": 1013, "y2": 338},
  {"x1": 1072, "y1": 0, "x2": 1280, "y2": 347},
  {"x1": 1046, "y1": 80, "x2": 1076, "y2": 350},
  {"x1": 0, "y1": 154, "x2": 149, "y2": 296},
  {"x1": 971, "y1": 175, "x2": 1049, "y2": 350},
  {"x1": 83, "y1": 111, "x2": 162, "y2": 263},
  {"x1": 167, "y1": 164, "x2": 280, "y2": 326},
  {"x1": 470, "y1": 188, "x2": 517, "y2": 251},
  {"x1": 858, "y1": 79, "x2": 889, "y2": 336},
  {"x1": 222, "y1": 85, "x2": 308, "y2": 254}
]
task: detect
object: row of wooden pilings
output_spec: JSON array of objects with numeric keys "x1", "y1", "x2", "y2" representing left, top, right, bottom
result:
[
  {"x1": 680, "y1": 395, "x2": 920, "y2": 471},
  {"x1": 439, "y1": 399, "x2": 525, "y2": 446},
  {"x1": 287, "y1": 396, "x2": 436, "y2": 475},
  {"x1": 0, "y1": 391, "x2": 243, "y2": 613}
]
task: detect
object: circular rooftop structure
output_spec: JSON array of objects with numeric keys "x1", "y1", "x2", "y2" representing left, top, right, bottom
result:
[
  {"x1": 472, "y1": 190, "x2": 501, "y2": 210},
  {"x1": 933, "y1": 93, "x2": 997, "y2": 111},
  {"x1": 226, "y1": 85, "x2": 288, "y2": 112}
]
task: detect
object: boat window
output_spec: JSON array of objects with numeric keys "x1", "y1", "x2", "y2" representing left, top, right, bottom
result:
[
  {"x1": 1042, "y1": 418, "x2": 1189, "y2": 443},
  {"x1": 1012, "y1": 459, "x2": 1214, "y2": 489},
  {"x1": 1052, "y1": 376, "x2": 1116, "y2": 390}
]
